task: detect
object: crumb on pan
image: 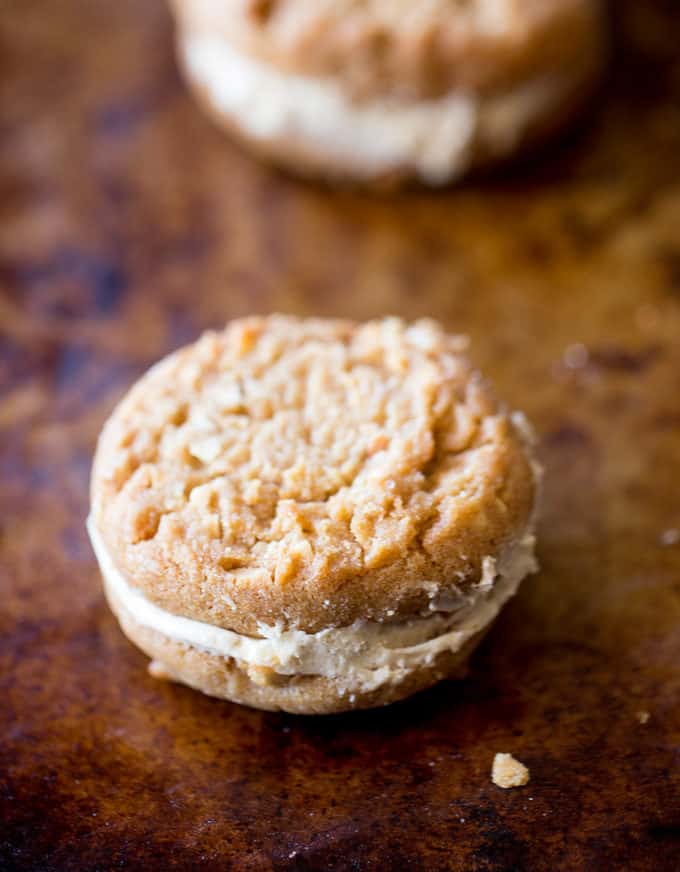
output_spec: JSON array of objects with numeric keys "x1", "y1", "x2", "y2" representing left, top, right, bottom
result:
[
  {"x1": 492, "y1": 752, "x2": 530, "y2": 788},
  {"x1": 636, "y1": 710, "x2": 650, "y2": 724},
  {"x1": 659, "y1": 528, "x2": 679, "y2": 547}
]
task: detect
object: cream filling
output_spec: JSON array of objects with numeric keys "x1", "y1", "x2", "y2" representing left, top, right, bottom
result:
[
  {"x1": 88, "y1": 517, "x2": 537, "y2": 690},
  {"x1": 180, "y1": 32, "x2": 573, "y2": 183}
]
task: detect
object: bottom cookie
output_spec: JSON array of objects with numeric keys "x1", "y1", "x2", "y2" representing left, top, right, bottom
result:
[{"x1": 110, "y1": 591, "x2": 489, "y2": 715}]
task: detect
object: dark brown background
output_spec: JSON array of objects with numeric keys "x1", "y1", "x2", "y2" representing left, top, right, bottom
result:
[{"x1": 1, "y1": 1, "x2": 679, "y2": 870}]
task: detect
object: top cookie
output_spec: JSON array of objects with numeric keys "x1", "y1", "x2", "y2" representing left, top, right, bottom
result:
[
  {"x1": 174, "y1": 0, "x2": 605, "y2": 100},
  {"x1": 91, "y1": 316, "x2": 536, "y2": 634}
]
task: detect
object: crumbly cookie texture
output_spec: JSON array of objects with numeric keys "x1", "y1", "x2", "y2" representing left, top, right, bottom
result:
[
  {"x1": 492, "y1": 752, "x2": 530, "y2": 788},
  {"x1": 173, "y1": 0, "x2": 605, "y2": 101},
  {"x1": 91, "y1": 316, "x2": 536, "y2": 635}
]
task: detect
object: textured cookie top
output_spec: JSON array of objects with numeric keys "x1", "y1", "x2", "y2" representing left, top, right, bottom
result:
[
  {"x1": 173, "y1": 0, "x2": 604, "y2": 100},
  {"x1": 91, "y1": 317, "x2": 536, "y2": 634}
]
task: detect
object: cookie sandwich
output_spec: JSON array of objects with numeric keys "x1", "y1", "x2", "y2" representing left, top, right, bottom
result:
[
  {"x1": 89, "y1": 316, "x2": 540, "y2": 713},
  {"x1": 170, "y1": 0, "x2": 607, "y2": 185}
]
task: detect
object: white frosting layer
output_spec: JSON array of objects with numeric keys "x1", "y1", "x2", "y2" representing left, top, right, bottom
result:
[
  {"x1": 181, "y1": 33, "x2": 570, "y2": 183},
  {"x1": 88, "y1": 517, "x2": 537, "y2": 689}
]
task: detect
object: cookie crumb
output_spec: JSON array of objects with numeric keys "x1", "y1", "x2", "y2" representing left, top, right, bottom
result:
[
  {"x1": 636, "y1": 710, "x2": 650, "y2": 724},
  {"x1": 659, "y1": 528, "x2": 679, "y2": 547},
  {"x1": 563, "y1": 343, "x2": 589, "y2": 370},
  {"x1": 492, "y1": 753, "x2": 530, "y2": 788},
  {"x1": 148, "y1": 659, "x2": 173, "y2": 681}
]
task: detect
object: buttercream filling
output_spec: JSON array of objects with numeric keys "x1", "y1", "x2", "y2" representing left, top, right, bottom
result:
[
  {"x1": 181, "y1": 32, "x2": 573, "y2": 183},
  {"x1": 88, "y1": 517, "x2": 537, "y2": 689}
]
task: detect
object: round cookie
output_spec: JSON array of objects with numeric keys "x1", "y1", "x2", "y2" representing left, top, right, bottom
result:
[
  {"x1": 89, "y1": 316, "x2": 540, "y2": 713},
  {"x1": 170, "y1": 0, "x2": 607, "y2": 185}
]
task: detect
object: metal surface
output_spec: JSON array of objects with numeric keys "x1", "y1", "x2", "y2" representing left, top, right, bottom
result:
[{"x1": 1, "y1": 1, "x2": 679, "y2": 869}]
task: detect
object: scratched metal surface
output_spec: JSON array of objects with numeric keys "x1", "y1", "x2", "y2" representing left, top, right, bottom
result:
[{"x1": 1, "y1": 1, "x2": 679, "y2": 870}]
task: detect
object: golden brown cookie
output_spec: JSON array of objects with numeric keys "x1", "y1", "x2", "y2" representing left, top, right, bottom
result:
[
  {"x1": 89, "y1": 316, "x2": 540, "y2": 713},
  {"x1": 169, "y1": 0, "x2": 607, "y2": 185}
]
